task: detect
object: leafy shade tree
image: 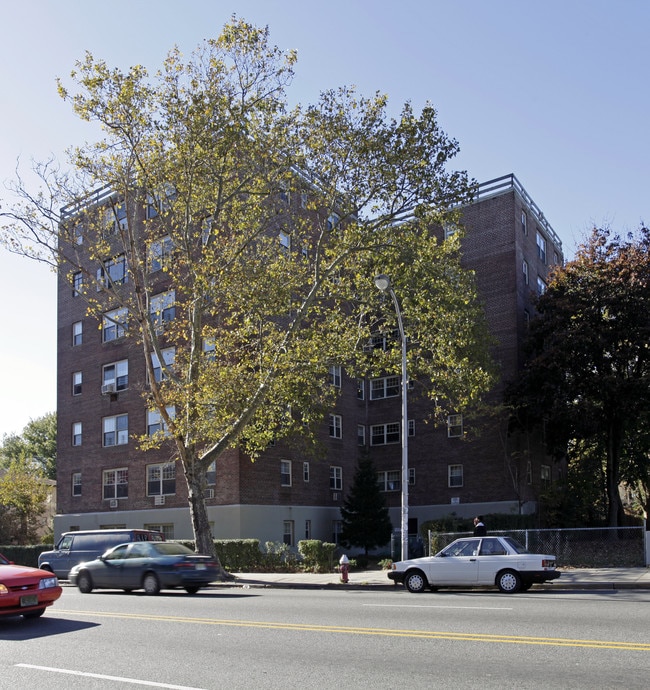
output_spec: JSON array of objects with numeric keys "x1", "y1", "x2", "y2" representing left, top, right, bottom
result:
[
  {"x1": 507, "y1": 226, "x2": 650, "y2": 527},
  {"x1": 340, "y1": 455, "x2": 393, "y2": 556},
  {"x1": 0, "y1": 413, "x2": 57, "y2": 480},
  {"x1": 0, "y1": 456, "x2": 49, "y2": 544},
  {"x1": 0, "y1": 18, "x2": 494, "y2": 557}
]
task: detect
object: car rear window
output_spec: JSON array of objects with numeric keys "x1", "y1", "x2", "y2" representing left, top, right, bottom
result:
[
  {"x1": 503, "y1": 537, "x2": 530, "y2": 554},
  {"x1": 151, "y1": 543, "x2": 193, "y2": 556}
]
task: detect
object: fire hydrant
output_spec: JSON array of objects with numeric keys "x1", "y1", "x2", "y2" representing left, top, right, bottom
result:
[{"x1": 339, "y1": 554, "x2": 349, "y2": 583}]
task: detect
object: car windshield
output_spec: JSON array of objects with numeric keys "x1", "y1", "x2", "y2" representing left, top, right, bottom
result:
[
  {"x1": 0, "y1": 553, "x2": 10, "y2": 565},
  {"x1": 150, "y1": 543, "x2": 193, "y2": 556}
]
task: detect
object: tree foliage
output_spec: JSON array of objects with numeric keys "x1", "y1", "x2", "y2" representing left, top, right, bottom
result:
[
  {"x1": 0, "y1": 18, "x2": 494, "y2": 556},
  {"x1": 0, "y1": 413, "x2": 57, "y2": 480},
  {"x1": 508, "y1": 226, "x2": 650, "y2": 526},
  {"x1": 340, "y1": 455, "x2": 393, "y2": 555},
  {"x1": 0, "y1": 456, "x2": 50, "y2": 544}
]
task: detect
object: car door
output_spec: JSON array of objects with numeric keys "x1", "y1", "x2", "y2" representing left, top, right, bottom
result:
[
  {"x1": 428, "y1": 539, "x2": 481, "y2": 585},
  {"x1": 119, "y1": 542, "x2": 152, "y2": 589},
  {"x1": 477, "y1": 537, "x2": 509, "y2": 584},
  {"x1": 92, "y1": 544, "x2": 130, "y2": 588}
]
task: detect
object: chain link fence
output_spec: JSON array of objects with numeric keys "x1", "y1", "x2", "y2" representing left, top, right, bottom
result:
[{"x1": 427, "y1": 527, "x2": 645, "y2": 567}]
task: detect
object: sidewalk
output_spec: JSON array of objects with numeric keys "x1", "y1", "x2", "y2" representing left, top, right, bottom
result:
[{"x1": 225, "y1": 566, "x2": 650, "y2": 591}]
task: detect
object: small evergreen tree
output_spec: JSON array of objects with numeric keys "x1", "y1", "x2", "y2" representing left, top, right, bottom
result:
[{"x1": 340, "y1": 456, "x2": 392, "y2": 555}]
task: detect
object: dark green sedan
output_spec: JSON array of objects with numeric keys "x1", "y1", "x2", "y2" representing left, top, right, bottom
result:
[{"x1": 69, "y1": 541, "x2": 220, "y2": 595}]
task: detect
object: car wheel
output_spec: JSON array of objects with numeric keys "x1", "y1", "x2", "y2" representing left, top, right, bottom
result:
[
  {"x1": 185, "y1": 586, "x2": 200, "y2": 594},
  {"x1": 497, "y1": 569, "x2": 521, "y2": 593},
  {"x1": 143, "y1": 572, "x2": 161, "y2": 595},
  {"x1": 404, "y1": 569, "x2": 427, "y2": 593},
  {"x1": 77, "y1": 572, "x2": 94, "y2": 594},
  {"x1": 22, "y1": 608, "x2": 45, "y2": 619}
]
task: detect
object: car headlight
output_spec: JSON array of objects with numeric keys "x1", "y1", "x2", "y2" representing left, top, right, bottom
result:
[
  {"x1": 39, "y1": 577, "x2": 58, "y2": 589},
  {"x1": 0, "y1": 584, "x2": 8, "y2": 595}
]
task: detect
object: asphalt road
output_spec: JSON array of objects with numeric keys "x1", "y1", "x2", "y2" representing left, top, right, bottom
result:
[{"x1": 1, "y1": 584, "x2": 649, "y2": 689}]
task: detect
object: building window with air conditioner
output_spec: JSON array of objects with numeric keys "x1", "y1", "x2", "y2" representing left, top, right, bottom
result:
[
  {"x1": 103, "y1": 467, "x2": 128, "y2": 500},
  {"x1": 102, "y1": 359, "x2": 128, "y2": 393},
  {"x1": 147, "y1": 462, "x2": 176, "y2": 496}
]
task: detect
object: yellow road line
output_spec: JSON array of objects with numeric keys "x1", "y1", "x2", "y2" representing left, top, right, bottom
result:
[{"x1": 53, "y1": 610, "x2": 650, "y2": 652}]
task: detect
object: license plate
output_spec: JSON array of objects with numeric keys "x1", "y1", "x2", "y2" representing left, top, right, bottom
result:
[
  {"x1": 196, "y1": 564, "x2": 206, "y2": 570},
  {"x1": 20, "y1": 595, "x2": 38, "y2": 607}
]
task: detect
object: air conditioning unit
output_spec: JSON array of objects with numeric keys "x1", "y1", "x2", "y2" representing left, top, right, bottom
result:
[
  {"x1": 109, "y1": 499, "x2": 118, "y2": 508},
  {"x1": 332, "y1": 492, "x2": 340, "y2": 501},
  {"x1": 205, "y1": 488, "x2": 215, "y2": 499},
  {"x1": 101, "y1": 383, "x2": 116, "y2": 395},
  {"x1": 154, "y1": 495, "x2": 165, "y2": 506}
]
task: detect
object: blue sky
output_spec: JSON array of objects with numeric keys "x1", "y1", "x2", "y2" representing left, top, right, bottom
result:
[{"x1": 0, "y1": 0, "x2": 648, "y2": 438}]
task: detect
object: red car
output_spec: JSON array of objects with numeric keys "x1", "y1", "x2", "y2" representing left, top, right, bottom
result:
[{"x1": 0, "y1": 552, "x2": 62, "y2": 619}]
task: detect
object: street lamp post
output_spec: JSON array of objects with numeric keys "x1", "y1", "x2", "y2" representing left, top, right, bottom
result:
[{"x1": 374, "y1": 274, "x2": 409, "y2": 562}]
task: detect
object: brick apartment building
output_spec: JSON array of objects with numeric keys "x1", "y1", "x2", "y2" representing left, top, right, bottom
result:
[{"x1": 53, "y1": 173, "x2": 563, "y2": 544}]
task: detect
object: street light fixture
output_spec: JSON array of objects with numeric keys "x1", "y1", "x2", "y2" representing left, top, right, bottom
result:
[{"x1": 373, "y1": 274, "x2": 409, "y2": 562}]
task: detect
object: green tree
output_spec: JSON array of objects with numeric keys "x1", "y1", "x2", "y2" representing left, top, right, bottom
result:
[
  {"x1": 508, "y1": 226, "x2": 650, "y2": 527},
  {"x1": 0, "y1": 456, "x2": 49, "y2": 544},
  {"x1": 1, "y1": 18, "x2": 494, "y2": 557},
  {"x1": 0, "y1": 413, "x2": 57, "y2": 480},
  {"x1": 340, "y1": 455, "x2": 393, "y2": 555}
]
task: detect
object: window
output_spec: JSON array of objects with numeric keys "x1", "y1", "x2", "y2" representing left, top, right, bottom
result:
[
  {"x1": 202, "y1": 338, "x2": 215, "y2": 361},
  {"x1": 357, "y1": 379, "x2": 365, "y2": 400},
  {"x1": 521, "y1": 210, "x2": 527, "y2": 235},
  {"x1": 357, "y1": 424, "x2": 366, "y2": 446},
  {"x1": 409, "y1": 468, "x2": 416, "y2": 485},
  {"x1": 103, "y1": 359, "x2": 129, "y2": 392},
  {"x1": 283, "y1": 520, "x2": 294, "y2": 546},
  {"x1": 279, "y1": 230, "x2": 290, "y2": 254},
  {"x1": 536, "y1": 231, "x2": 547, "y2": 263},
  {"x1": 526, "y1": 460, "x2": 533, "y2": 485},
  {"x1": 443, "y1": 221, "x2": 459, "y2": 239},
  {"x1": 73, "y1": 272, "x2": 83, "y2": 297},
  {"x1": 144, "y1": 524, "x2": 175, "y2": 539},
  {"x1": 326, "y1": 213, "x2": 340, "y2": 231},
  {"x1": 331, "y1": 520, "x2": 342, "y2": 544},
  {"x1": 448, "y1": 464, "x2": 463, "y2": 488},
  {"x1": 151, "y1": 347, "x2": 175, "y2": 382},
  {"x1": 146, "y1": 184, "x2": 175, "y2": 219},
  {"x1": 330, "y1": 466, "x2": 342, "y2": 491},
  {"x1": 328, "y1": 365, "x2": 341, "y2": 388},
  {"x1": 447, "y1": 414, "x2": 463, "y2": 438},
  {"x1": 408, "y1": 419, "x2": 415, "y2": 437},
  {"x1": 72, "y1": 371, "x2": 82, "y2": 396},
  {"x1": 99, "y1": 254, "x2": 127, "y2": 287},
  {"x1": 303, "y1": 462, "x2": 310, "y2": 482},
  {"x1": 147, "y1": 406, "x2": 175, "y2": 436},
  {"x1": 280, "y1": 460, "x2": 292, "y2": 487},
  {"x1": 147, "y1": 462, "x2": 176, "y2": 496},
  {"x1": 378, "y1": 470, "x2": 401, "y2": 492},
  {"x1": 103, "y1": 202, "x2": 127, "y2": 235},
  {"x1": 73, "y1": 223, "x2": 83, "y2": 245},
  {"x1": 150, "y1": 290, "x2": 175, "y2": 333},
  {"x1": 522, "y1": 259, "x2": 529, "y2": 285},
  {"x1": 148, "y1": 235, "x2": 173, "y2": 272},
  {"x1": 103, "y1": 307, "x2": 128, "y2": 342},
  {"x1": 329, "y1": 414, "x2": 342, "y2": 439},
  {"x1": 370, "y1": 376, "x2": 400, "y2": 400},
  {"x1": 72, "y1": 422, "x2": 82, "y2": 447},
  {"x1": 72, "y1": 321, "x2": 83, "y2": 346},
  {"x1": 524, "y1": 309, "x2": 530, "y2": 328},
  {"x1": 103, "y1": 468, "x2": 128, "y2": 499},
  {"x1": 304, "y1": 520, "x2": 311, "y2": 540},
  {"x1": 371, "y1": 422, "x2": 400, "y2": 445},
  {"x1": 103, "y1": 414, "x2": 129, "y2": 447},
  {"x1": 206, "y1": 461, "x2": 216, "y2": 486},
  {"x1": 537, "y1": 276, "x2": 547, "y2": 295},
  {"x1": 541, "y1": 465, "x2": 551, "y2": 488},
  {"x1": 72, "y1": 472, "x2": 82, "y2": 497}
]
